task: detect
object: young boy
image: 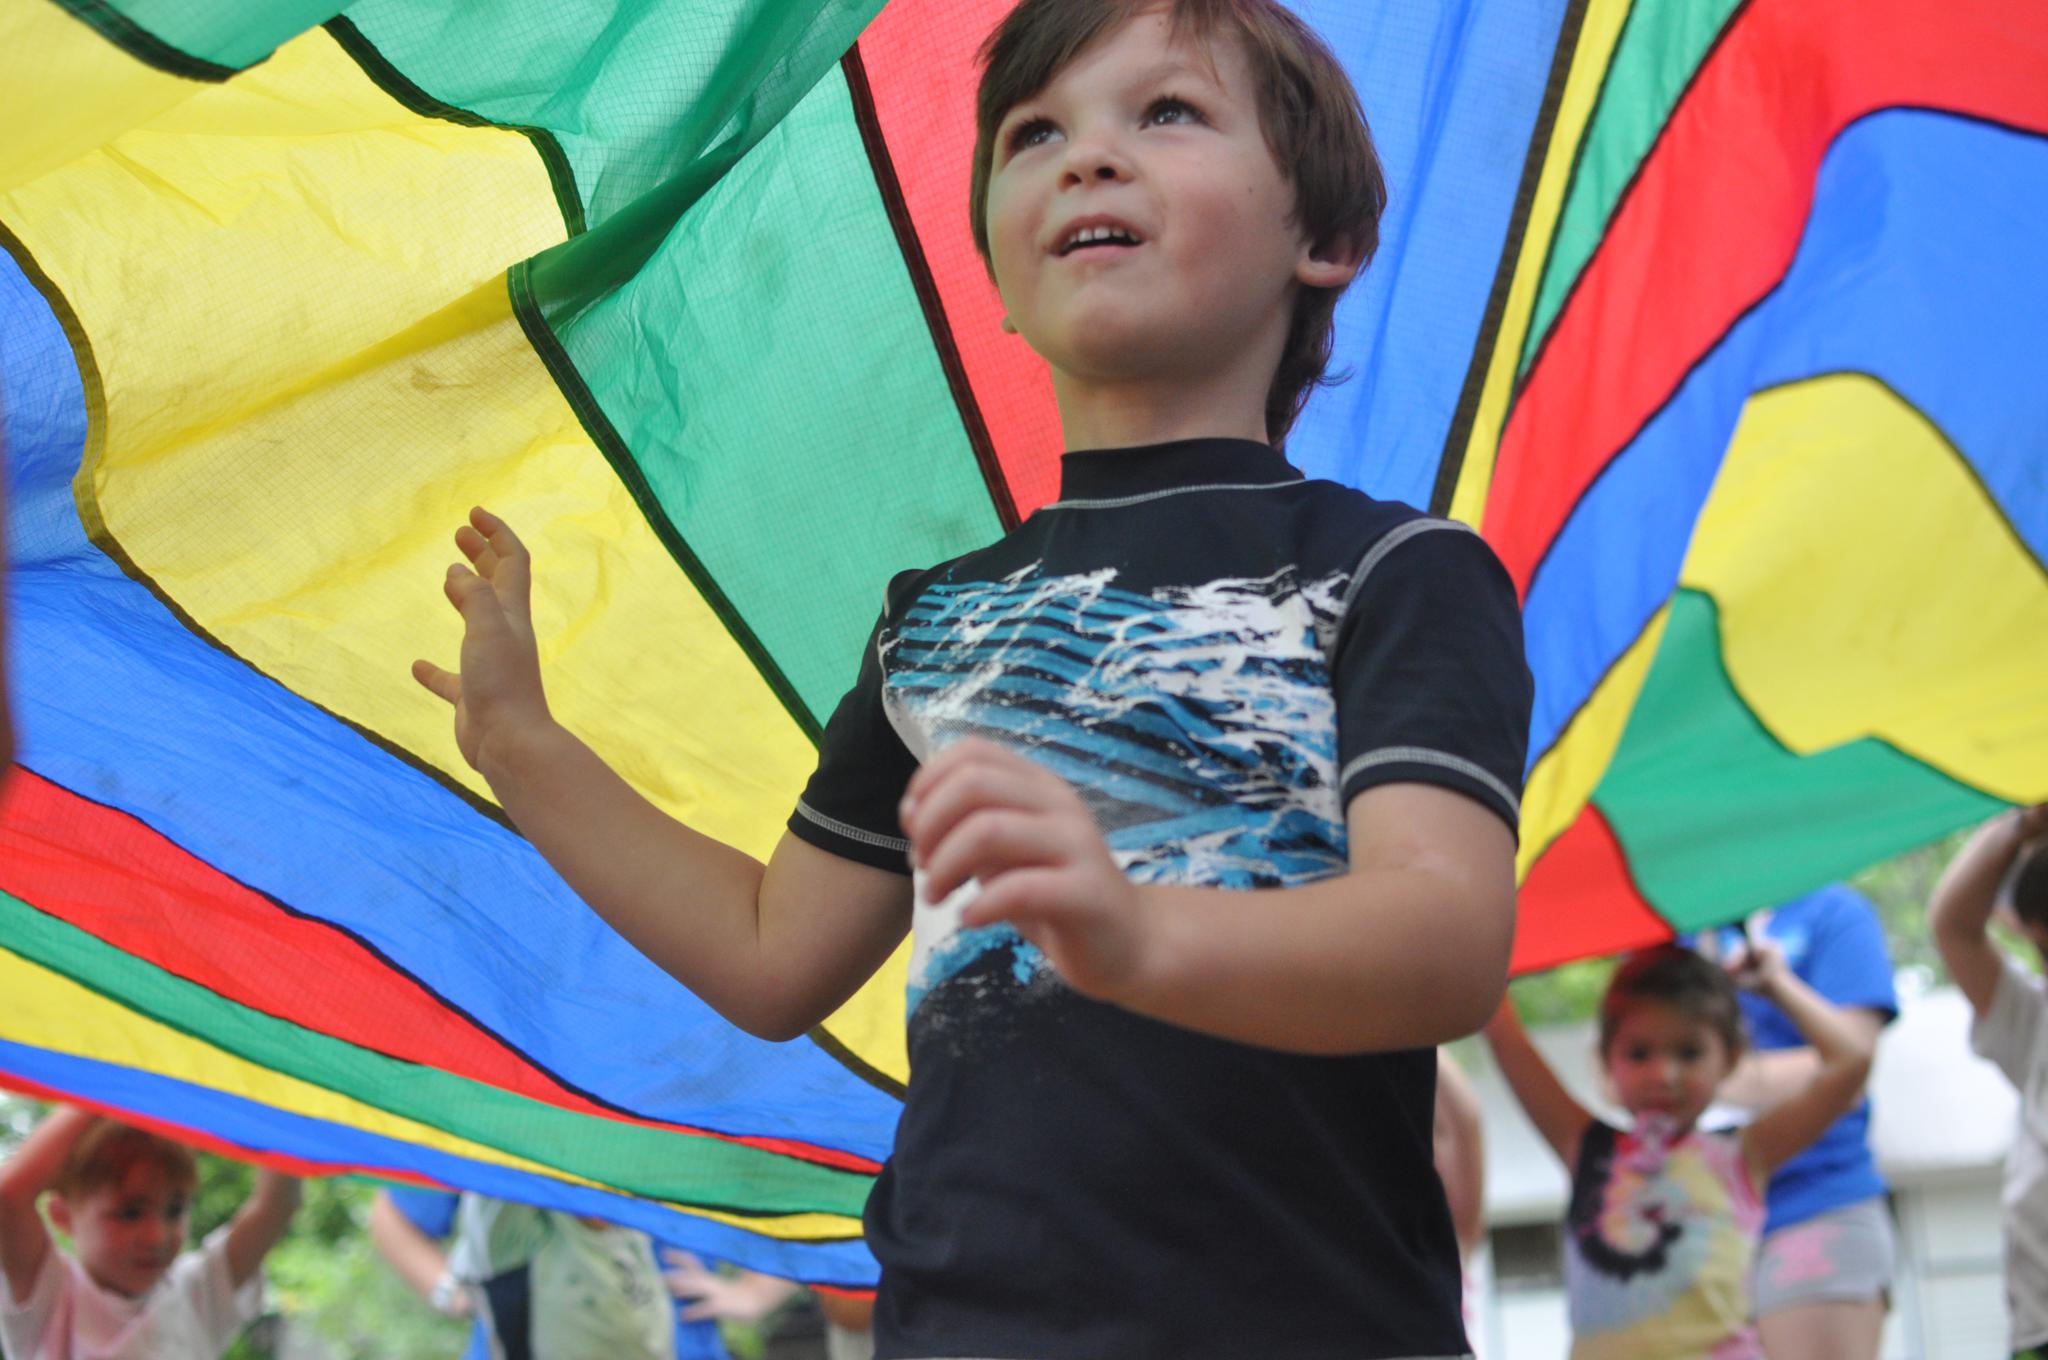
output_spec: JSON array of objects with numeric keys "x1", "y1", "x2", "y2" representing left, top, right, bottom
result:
[
  {"x1": 413, "y1": 2, "x2": 1532, "y2": 1354},
  {"x1": 0, "y1": 1105, "x2": 301, "y2": 1359},
  {"x1": 1929, "y1": 804, "x2": 2048, "y2": 1360}
]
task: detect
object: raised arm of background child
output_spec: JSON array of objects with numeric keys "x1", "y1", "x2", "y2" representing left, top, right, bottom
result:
[
  {"x1": 1734, "y1": 944, "x2": 1875, "y2": 1186},
  {"x1": 0, "y1": 1106, "x2": 98, "y2": 1304},
  {"x1": 1480, "y1": 998, "x2": 1592, "y2": 1168},
  {"x1": 411, "y1": 508, "x2": 912, "y2": 1042},
  {"x1": 1932, "y1": 806, "x2": 2048, "y2": 1014},
  {"x1": 223, "y1": 1169, "x2": 302, "y2": 1289}
]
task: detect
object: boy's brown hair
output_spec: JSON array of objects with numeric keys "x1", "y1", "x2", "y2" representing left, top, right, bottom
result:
[
  {"x1": 968, "y1": 0, "x2": 1387, "y2": 443},
  {"x1": 1598, "y1": 944, "x2": 1748, "y2": 1059},
  {"x1": 52, "y1": 1119, "x2": 198, "y2": 1200}
]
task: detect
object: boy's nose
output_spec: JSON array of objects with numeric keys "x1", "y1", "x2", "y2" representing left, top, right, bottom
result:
[{"x1": 1060, "y1": 136, "x2": 1133, "y2": 188}]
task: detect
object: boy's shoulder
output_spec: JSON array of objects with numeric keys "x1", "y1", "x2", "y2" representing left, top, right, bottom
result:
[
  {"x1": 878, "y1": 476, "x2": 1477, "y2": 617},
  {"x1": 1283, "y1": 478, "x2": 1480, "y2": 572}
]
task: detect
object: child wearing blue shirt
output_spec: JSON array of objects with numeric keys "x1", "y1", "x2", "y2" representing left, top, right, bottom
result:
[
  {"x1": 371, "y1": 1187, "x2": 737, "y2": 1360},
  {"x1": 413, "y1": 3, "x2": 1532, "y2": 1354}
]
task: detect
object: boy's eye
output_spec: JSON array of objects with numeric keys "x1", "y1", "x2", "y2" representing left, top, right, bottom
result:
[
  {"x1": 1143, "y1": 95, "x2": 1204, "y2": 127},
  {"x1": 1005, "y1": 117, "x2": 1057, "y2": 154}
]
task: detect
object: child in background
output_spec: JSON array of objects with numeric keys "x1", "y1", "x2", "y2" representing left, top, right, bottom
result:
[
  {"x1": 1484, "y1": 944, "x2": 1873, "y2": 1358},
  {"x1": 1927, "y1": 804, "x2": 2048, "y2": 1360},
  {"x1": 368, "y1": 1187, "x2": 515, "y2": 1360},
  {"x1": 369, "y1": 1186, "x2": 785, "y2": 1360},
  {"x1": 445, "y1": 1193, "x2": 677, "y2": 1360},
  {"x1": 0, "y1": 1105, "x2": 300, "y2": 1360}
]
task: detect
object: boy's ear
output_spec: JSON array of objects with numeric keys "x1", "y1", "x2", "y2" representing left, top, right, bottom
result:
[
  {"x1": 1295, "y1": 227, "x2": 1368, "y2": 291},
  {"x1": 47, "y1": 1194, "x2": 72, "y2": 1235}
]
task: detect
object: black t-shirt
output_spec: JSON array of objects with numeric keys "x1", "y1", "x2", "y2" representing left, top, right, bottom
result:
[{"x1": 789, "y1": 438, "x2": 1531, "y2": 1359}]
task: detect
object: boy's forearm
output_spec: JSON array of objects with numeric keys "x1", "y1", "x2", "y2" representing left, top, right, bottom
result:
[
  {"x1": 1119, "y1": 866, "x2": 1511, "y2": 1053},
  {"x1": 477, "y1": 718, "x2": 779, "y2": 1028}
]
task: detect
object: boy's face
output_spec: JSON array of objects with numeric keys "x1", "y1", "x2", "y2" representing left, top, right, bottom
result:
[
  {"x1": 982, "y1": 8, "x2": 1339, "y2": 407},
  {"x1": 50, "y1": 1161, "x2": 192, "y2": 1298}
]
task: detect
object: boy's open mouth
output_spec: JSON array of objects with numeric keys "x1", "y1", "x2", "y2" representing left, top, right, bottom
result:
[{"x1": 1055, "y1": 220, "x2": 1144, "y2": 256}]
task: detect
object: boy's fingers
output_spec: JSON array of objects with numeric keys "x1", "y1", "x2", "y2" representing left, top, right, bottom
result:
[
  {"x1": 903, "y1": 745, "x2": 1063, "y2": 844},
  {"x1": 957, "y1": 867, "x2": 1071, "y2": 931},
  {"x1": 443, "y1": 561, "x2": 497, "y2": 612},
  {"x1": 469, "y1": 505, "x2": 515, "y2": 541},
  {"x1": 904, "y1": 736, "x2": 1029, "y2": 807},
  {"x1": 447, "y1": 564, "x2": 516, "y2": 632},
  {"x1": 469, "y1": 507, "x2": 533, "y2": 612},
  {"x1": 493, "y1": 544, "x2": 533, "y2": 614},
  {"x1": 412, "y1": 659, "x2": 460, "y2": 705},
  {"x1": 454, "y1": 523, "x2": 489, "y2": 564},
  {"x1": 920, "y1": 809, "x2": 1067, "y2": 903},
  {"x1": 904, "y1": 768, "x2": 1048, "y2": 866}
]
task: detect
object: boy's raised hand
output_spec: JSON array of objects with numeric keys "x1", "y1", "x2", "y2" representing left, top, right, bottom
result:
[
  {"x1": 901, "y1": 738, "x2": 1149, "y2": 1002},
  {"x1": 412, "y1": 508, "x2": 551, "y2": 774}
]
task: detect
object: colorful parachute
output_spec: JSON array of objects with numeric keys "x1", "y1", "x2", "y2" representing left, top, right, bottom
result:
[{"x1": 2, "y1": 0, "x2": 2043, "y2": 1282}]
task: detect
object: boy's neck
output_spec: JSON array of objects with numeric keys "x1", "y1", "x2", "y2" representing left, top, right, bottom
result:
[{"x1": 1052, "y1": 368, "x2": 1272, "y2": 452}]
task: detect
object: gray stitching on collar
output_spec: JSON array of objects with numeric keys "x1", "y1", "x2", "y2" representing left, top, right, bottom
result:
[
  {"x1": 795, "y1": 797, "x2": 910, "y2": 853},
  {"x1": 1340, "y1": 747, "x2": 1520, "y2": 820},
  {"x1": 1049, "y1": 480, "x2": 1302, "y2": 511},
  {"x1": 1337, "y1": 518, "x2": 1473, "y2": 620}
]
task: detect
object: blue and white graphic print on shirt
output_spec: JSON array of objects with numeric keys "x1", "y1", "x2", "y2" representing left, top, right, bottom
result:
[{"x1": 879, "y1": 562, "x2": 1353, "y2": 1015}]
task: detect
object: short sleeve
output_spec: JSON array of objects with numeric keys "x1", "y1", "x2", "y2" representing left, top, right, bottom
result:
[
  {"x1": 173, "y1": 1227, "x2": 264, "y2": 1352},
  {"x1": 1797, "y1": 888, "x2": 1898, "y2": 1021},
  {"x1": 786, "y1": 580, "x2": 922, "y2": 874},
  {"x1": 1330, "y1": 519, "x2": 1532, "y2": 834},
  {"x1": 384, "y1": 1186, "x2": 460, "y2": 1238},
  {"x1": 1972, "y1": 957, "x2": 2048, "y2": 1089}
]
